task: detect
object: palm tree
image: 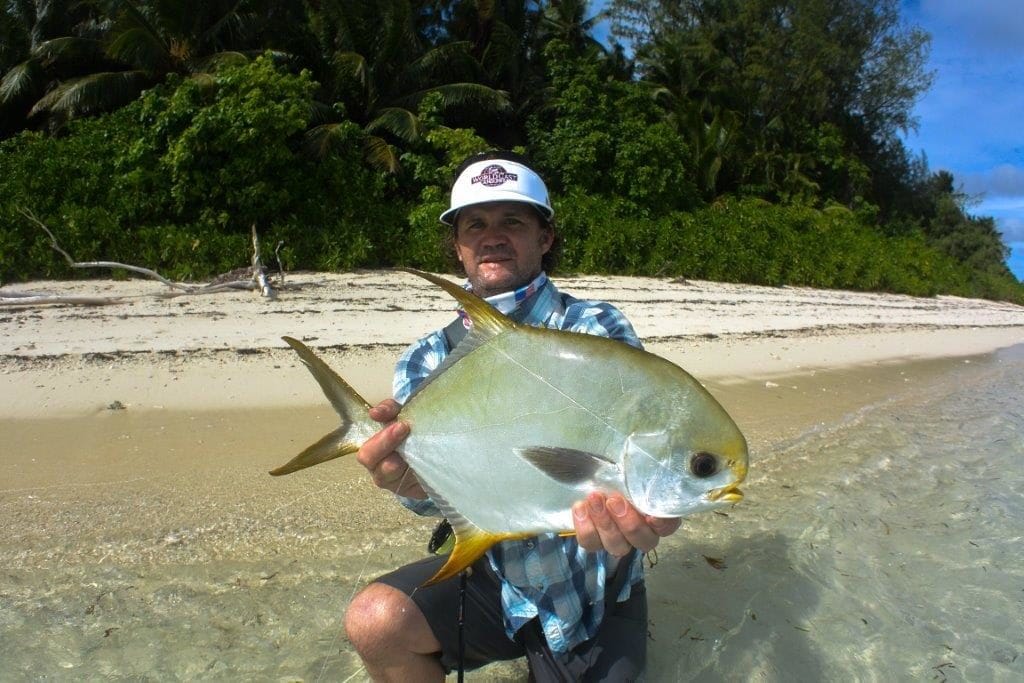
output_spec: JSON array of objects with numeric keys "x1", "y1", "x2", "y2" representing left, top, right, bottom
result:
[
  {"x1": 639, "y1": 32, "x2": 741, "y2": 198},
  {"x1": 0, "y1": 0, "x2": 293, "y2": 134},
  {"x1": 305, "y1": 0, "x2": 510, "y2": 172},
  {"x1": 0, "y1": 0, "x2": 111, "y2": 135}
]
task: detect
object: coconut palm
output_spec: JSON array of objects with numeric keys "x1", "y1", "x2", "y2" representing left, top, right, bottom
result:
[
  {"x1": 0, "y1": 0, "x2": 112, "y2": 134},
  {"x1": 305, "y1": 0, "x2": 510, "y2": 172},
  {"x1": 0, "y1": 0, "x2": 294, "y2": 133}
]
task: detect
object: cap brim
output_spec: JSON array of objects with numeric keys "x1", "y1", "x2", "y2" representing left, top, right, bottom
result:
[{"x1": 439, "y1": 199, "x2": 554, "y2": 225}]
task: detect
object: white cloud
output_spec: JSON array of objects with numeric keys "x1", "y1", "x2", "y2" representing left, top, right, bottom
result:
[
  {"x1": 921, "y1": 1, "x2": 1024, "y2": 52},
  {"x1": 960, "y1": 164, "x2": 1024, "y2": 199},
  {"x1": 996, "y1": 216, "x2": 1024, "y2": 242}
]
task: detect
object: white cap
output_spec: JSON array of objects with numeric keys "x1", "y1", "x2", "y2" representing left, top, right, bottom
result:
[{"x1": 439, "y1": 159, "x2": 554, "y2": 225}]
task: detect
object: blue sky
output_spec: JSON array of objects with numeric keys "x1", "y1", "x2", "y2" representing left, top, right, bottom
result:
[
  {"x1": 899, "y1": 0, "x2": 1024, "y2": 280},
  {"x1": 592, "y1": 1, "x2": 1024, "y2": 281}
]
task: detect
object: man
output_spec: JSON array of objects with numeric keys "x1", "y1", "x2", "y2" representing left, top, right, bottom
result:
[{"x1": 344, "y1": 152, "x2": 681, "y2": 681}]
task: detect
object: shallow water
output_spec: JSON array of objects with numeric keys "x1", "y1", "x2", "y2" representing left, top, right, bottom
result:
[
  {"x1": 649, "y1": 344, "x2": 1024, "y2": 682},
  {"x1": 1, "y1": 347, "x2": 1022, "y2": 681}
]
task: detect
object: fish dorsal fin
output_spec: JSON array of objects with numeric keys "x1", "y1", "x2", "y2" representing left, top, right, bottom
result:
[
  {"x1": 516, "y1": 446, "x2": 619, "y2": 486},
  {"x1": 398, "y1": 268, "x2": 515, "y2": 339},
  {"x1": 416, "y1": 479, "x2": 531, "y2": 586}
]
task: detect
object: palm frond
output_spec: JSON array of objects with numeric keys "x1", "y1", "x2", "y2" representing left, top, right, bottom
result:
[
  {"x1": 0, "y1": 60, "x2": 42, "y2": 104},
  {"x1": 199, "y1": 0, "x2": 249, "y2": 46},
  {"x1": 28, "y1": 70, "x2": 149, "y2": 118},
  {"x1": 106, "y1": 25, "x2": 171, "y2": 74},
  {"x1": 192, "y1": 50, "x2": 250, "y2": 73},
  {"x1": 307, "y1": 99, "x2": 335, "y2": 126},
  {"x1": 363, "y1": 134, "x2": 400, "y2": 174},
  {"x1": 332, "y1": 51, "x2": 367, "y2": 87},
  {"x1": 405, "y1": 41, "x2": 479, "y2": 83},
  {"x1": 31, "y1": 36, "x2": 104, "y2": 65},
  {"x1": 365, "y1": 106, "x2": 420, "y2": 144},
  {"x1": 304, "y1": 122, "x2": 344, "y2": 160},
  {"x1": 397, "y1": 83, "x2": 510, "y2": 115}
]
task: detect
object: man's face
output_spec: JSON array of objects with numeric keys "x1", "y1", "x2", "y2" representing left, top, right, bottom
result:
[{"x1": 454, "y1": 201, "x2": 554, "y2": 298}]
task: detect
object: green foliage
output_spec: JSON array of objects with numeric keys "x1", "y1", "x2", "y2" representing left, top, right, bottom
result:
[
  {"x1": 639, "y1": 198, "x2": 988, "y2": 299},
  {"x1": 1, "y1": 56, "x2": 398, "y2": 280},
  {"x1": 1, "y1": 2, "x2": 1020, "y2": 303},
  {"x1": 529, "y1": 42, "x2": 701, "y2": 214},
  {"x1": 398, "y1": 105, "x2": 492, "y2": 271}
]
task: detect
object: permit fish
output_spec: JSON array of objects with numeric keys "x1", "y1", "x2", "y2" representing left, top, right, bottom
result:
[{"x1": 271, "y1": 269, "x2": 748, "y2": 585}]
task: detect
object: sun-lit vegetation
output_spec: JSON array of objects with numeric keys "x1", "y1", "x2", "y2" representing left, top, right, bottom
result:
[{"x1": 1, "y1": 1, "x2": 1020, "y2": 302}]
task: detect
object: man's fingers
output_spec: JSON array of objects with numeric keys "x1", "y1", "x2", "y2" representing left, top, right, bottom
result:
[
  {"x1": 368, "y1": 398, "x2": 402, "y2": 423},
  {"x1": 371, "y1": 453, "x2": 411, "y2": 487},
  {"x1": 572, "y1": 501, "x2": 600, "y2": 551},
  {"x1": 606, "y1": 496, "x2": 660, "y2": 552},
  {"x1": 574, "y1": 494, "x2": 676, "y2": 555},
  {"x1": 645, "y1": 515, "x2": 682, "y2": 538},
  {"x1": 583, "y1": 493, "x2": 634, "y2": 557},
  {"x1": 356, "y1": 421, "x2": 409, "y2": 471}
]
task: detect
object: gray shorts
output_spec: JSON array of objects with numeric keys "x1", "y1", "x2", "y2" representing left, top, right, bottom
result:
[{"x1": 374, "y1": 554, "x2": 647, "y2": 681}]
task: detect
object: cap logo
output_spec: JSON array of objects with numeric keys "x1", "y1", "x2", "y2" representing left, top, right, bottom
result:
[{"x1": 471, "y1": 164, "x2": 518, "y2": 187}]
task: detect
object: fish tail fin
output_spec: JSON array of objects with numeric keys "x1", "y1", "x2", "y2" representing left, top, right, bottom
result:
[
  {"x1": 270, "y1": 336, "x2": 374, "y2": 476},
  {"x1": 269, "y1": 428, "x2": 361, "y2": 476}
]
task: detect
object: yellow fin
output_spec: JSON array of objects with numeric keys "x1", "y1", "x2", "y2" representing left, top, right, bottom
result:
[
  {"x1": 398, "y1": 268, "x2": 514, "y2": 339},
  {"x1": 269, "y1": 429, "x2": 359, "y2": 476},
  {"x1": 424, "y1": 528, "x2": 532, "y2": 586}
]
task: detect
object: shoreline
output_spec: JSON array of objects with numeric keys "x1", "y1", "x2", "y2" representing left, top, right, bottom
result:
[{"x1": 2, "y1": 270, "x2": 1024, "y2": 418}]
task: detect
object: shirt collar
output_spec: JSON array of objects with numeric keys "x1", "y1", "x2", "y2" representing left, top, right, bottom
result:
[{"x1": 466, "y1": 272, "x2": 549, "y2": 315}]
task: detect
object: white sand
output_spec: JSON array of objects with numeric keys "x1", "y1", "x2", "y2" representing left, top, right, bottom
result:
[{"x1": 1, "y1": 270, "x2": 1023, "y2": 418}]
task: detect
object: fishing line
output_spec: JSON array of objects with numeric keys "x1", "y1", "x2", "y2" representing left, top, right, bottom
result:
[
  {"x1": 316, "y1": 462, "x2": 420, "y2": 682},
  {"x1": 316, "y1": 540, "x2": 375, "y2": 683}
]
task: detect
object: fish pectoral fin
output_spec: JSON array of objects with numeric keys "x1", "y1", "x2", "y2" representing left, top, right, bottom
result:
[
  {"x1": 516, "y1": 446, "x2": 618, "y2": 486},
  {"x1": 269, "y1": 428, "x2": 359, "y2": 476}
]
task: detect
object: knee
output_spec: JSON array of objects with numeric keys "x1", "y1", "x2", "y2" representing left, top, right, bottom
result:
[{"x1": 344, "y1": 583, "x2": 417, "y2": 653}]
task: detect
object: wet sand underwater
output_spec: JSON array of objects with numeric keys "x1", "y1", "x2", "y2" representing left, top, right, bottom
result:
[{"x1": 3, "y1": 348, "x2": 1023, "y2": 681}]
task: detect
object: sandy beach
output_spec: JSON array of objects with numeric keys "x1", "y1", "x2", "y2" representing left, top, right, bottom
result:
[
  {"x1": 2, "y1": 270, "x2": 1024, "y2": 681},
  {"x1": 2, "y1": 269, "x2": 1023, "y2": 417}
]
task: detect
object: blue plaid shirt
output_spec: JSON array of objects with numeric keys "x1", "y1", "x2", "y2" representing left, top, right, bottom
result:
[{"x1": 393, "y1": 275, "x2": 646, "y2": 654}]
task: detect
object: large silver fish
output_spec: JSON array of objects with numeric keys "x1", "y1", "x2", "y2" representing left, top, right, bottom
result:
[{"x1": 271, "y1": 269, "x2": 748, "y2": 585}]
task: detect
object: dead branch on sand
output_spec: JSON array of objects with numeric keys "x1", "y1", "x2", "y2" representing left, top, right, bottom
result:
[{"x1": 1, "y1": 209, "x2": 283, "y2": 307}]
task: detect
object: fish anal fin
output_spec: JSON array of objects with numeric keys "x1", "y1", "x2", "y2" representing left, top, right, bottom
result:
[
  {"x1": 424, "y1": 528, "x2": 532, "y2": 586},
  {"x1": 398, "y1": 268, "x2": 513, "y2": 339},
  {"x1": 516, "y1": 446, "x2": 618, "y2": 486},
  {"x1": 270, "y1": 428, "x2": 359, "y2": 476},
  {"x1": 416, "y1": 476, "x2": 532, "y2": 587}
]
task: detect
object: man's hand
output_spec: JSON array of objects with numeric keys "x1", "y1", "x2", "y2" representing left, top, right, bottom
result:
[
  {"x1": 356, "y1": 399, "x2": 426, "y2": 499},
  {"x1": 572, "y1": 492, "x2": 681, "y2": 557}
]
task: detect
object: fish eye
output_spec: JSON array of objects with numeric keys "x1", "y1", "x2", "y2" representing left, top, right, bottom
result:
[{"x1": 690, "y1": 452, "x2": 719, "y2": 478}]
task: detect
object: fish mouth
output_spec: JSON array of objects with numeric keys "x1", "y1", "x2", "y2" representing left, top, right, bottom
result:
[{"x1": 708, "y1": 483, "x2": 744, "y2": 503}]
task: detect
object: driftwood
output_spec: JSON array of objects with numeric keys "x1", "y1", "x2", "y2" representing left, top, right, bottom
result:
[{"x1": 0, "y1": 209, "x2": 283, "y2": 307}]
